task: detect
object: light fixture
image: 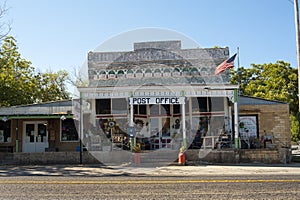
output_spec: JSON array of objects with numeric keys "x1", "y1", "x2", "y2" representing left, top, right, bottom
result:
[{"x1": 1, "y1": 116, "x2": 8, "y2": 122}]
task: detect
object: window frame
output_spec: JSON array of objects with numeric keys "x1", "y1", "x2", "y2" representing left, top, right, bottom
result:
[{"x1": 60, "y1": 118, "x2": 79, "y2": 142}]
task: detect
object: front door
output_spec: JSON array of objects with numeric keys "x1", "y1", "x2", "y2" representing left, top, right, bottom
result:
[
  {"x1": 150, "y1": 117, "x2": 171, "y2": 149},
  {"x1": 22, "y1": 121, "x2": 49, "y2": 153}
]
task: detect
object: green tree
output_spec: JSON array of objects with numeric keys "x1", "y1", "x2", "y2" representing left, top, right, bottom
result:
[
  {"x1": 0, "y1": 36, "x2": 70, "y2": 106},
  {"x1": 34, "y1": 70, "x2": 70, "y2": 103},
  {"x1": 290, "y1": 115, "x2": 299, "y2": 142},
  {"x1": 230, "y1": 61, "x2": 299, "y2": 141},
  {"x1": 0, "y1": 36, "x2": 37, "y2": 106}
]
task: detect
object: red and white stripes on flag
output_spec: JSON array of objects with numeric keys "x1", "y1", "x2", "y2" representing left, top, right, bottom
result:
[{"x1": 214, "y1": 53, "x2": 237, "y2": 75}]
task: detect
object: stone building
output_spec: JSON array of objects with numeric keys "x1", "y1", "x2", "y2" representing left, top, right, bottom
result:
[
  {"x1": 79, "y1": 40, "x2": 239, "y2": 154},
  {"x1": 0, "y1": 40, "x2": 291, "y2": 164}
]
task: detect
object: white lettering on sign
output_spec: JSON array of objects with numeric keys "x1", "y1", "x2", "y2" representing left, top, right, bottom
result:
[{"x1": 129, "y1": 97, "x2": 185, "y2": 105}]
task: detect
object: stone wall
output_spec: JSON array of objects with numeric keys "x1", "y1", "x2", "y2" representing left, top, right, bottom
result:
[
  {"x1": 1, "y1": 148, "x2": 291, "y2": 165},
  {"x1": 239, "y1": 149, "x2": 280, "y2": 164},
  {"x1": 8, "y1": 152, "x2": 100, "y2": 165},
  {"x1": 239, "y1": 103, "x2": 291, "y2": 148},
  {"x1": 186, "y1": 149, "x2": 237, "y2": 163},
  {"x1": 186, "y1": 149, "x2": 291, "y2": 164}
]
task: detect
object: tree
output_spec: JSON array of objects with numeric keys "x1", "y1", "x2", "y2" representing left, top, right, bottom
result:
[
  {"x1": 290, "y1": 115, "x2": 299, "y2": 142},
  {"x1": 230, "y1": 61, "x2": 299, "y2": 141},
  {"x1": 0, "y1": 36, "x2": 37, "y2": 106},
  {"x1": 0, "y1": 36, "x2": 70, "y2": 106},
  {"x1": 34, "y1": 70, "x2": 70, "y2": 103},
  {"x1": 231, "y1": 61, "x2": 298, "y2": 115},
  {"x1": 68, "y1": 66, "x2": 89, "y2": 88}
]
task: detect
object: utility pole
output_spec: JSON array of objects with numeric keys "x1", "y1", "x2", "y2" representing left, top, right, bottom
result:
[{"x1": 294, "y1": 0, "x2": 300, "y2": 111}]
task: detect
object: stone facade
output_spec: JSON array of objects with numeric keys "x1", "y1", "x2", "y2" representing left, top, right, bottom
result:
[
  {"x1": 87, "y1": 40, "x2": 231, "y2": 87},
  {"x1": 0, "y1": 152, "x2": 100, "y2": 165},
  {"x1": 239, "y1": 102, "x2": 291, "y2": 148}
]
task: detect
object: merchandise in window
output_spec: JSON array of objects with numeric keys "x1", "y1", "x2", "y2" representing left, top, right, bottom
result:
[
  {"x1": 96, "y1": 99, "x2": 111, "y2": 114},
  {"x1": 61, "y1": 118, "x2": 79, "y2": 141},
  {"x1": 0, "y1": 121, "x2": 11, "y2": 143}
]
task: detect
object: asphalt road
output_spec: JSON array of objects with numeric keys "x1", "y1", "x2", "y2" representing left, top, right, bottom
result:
[{"x1": 0, "y1": 164, "x2": 299, "y2": 199}]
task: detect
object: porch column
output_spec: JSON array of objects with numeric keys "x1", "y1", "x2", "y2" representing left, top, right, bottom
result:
[
  {"x1": 130, "y1": 103, "x2": 134, "y2": 127},
  {"x1": 79, "y1": 92, "x2": 83, "y2": 164},
  {"x1": 234, "y1": 89, "x2": 239, "y2": 149},
  {"x1": 129, "y1": 97, "x2": 135, "y2": 151},
  {"x1": 16, "y1": 119, "x2": 19, "y2": 152},
  {"x1": 181, "y1": 93, "x2": 186, "y2": 149},
  {"x1": 228, "y1": 106, "x2": 232, "y2": 134}
]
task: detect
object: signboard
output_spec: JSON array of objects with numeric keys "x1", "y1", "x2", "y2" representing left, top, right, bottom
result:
[
  {"x1": 129, "y1": 97, "x2": 185, "y2": 105},
  {"x1": 127, "y1": 127, "x2": 135, "y2": 137},
  {"x1": 239, "y1": 116, "x2": 258, "y2": 138}
]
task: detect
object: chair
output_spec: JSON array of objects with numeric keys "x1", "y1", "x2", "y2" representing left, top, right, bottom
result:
[{"x1": 263, "y1": 135, "x2": 273, "y2": 148}]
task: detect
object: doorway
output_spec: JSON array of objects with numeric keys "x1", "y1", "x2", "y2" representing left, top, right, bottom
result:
[
  {"x1": 149, "y1": 117, "x2": 171, "y2": 149},
  {"x1": 22, "y1": 121, "x2": 49, "y2": 153}
]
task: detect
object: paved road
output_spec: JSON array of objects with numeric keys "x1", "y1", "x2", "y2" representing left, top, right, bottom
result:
[{"x1": 0, "y1": 164, "x2": 300, "y2": 199}]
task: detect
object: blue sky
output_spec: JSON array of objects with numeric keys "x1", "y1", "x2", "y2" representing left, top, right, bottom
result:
[{"x1": 3, "y1": 0, "x2": 297, "y2": 76}]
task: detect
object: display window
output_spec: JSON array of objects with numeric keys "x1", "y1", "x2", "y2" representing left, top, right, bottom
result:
[
  {"x1": 96, "y1": 98, "x2": 127, "y2": 115},
  {"x1": 61, "y1": 118, "x2": 79, "y2": 142},
  {"x1": 0, "y1": 120, "x2": 11, "y2": 143}
]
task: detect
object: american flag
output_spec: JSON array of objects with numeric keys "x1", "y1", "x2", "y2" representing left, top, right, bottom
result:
[{"x1": 214, "y1": 53, "x2": 237, "y2": 75}]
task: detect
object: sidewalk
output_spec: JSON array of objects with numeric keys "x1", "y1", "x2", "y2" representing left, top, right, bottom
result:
[{"x1": 1, "y1": 163, "x2": 300, "y2": 177}]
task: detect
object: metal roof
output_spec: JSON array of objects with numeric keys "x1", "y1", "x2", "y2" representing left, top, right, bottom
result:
[
  {"x1": 0, "y1": 100, "x2": 72, "y2": 116},
  {"x1": 239, "y1": 95, "x2": 287, "y2": 105}
]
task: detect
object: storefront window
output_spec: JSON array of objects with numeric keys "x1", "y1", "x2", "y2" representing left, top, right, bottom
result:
[
  {"x1": 112, "y1": 98, "x2": 127, "y2": 114},
  {"x1": 61, "y1": 118, "x2": 79, "y2": 141},
  {"x1": 134, "y1": 105, "x2": 138, "y2": 114},
  {"x1": 150, "y1": 104, "x2": 159, "y2": 115},
  {"x1": 162, "y1": 118, "x2": 170, "y2": 137},
  {"x1": 211, "y1": 97, "x2": 224, "y2": 111},
  {"x1": 185, "y1": 98, "x2": 190, "y2": 113},
  {"x1": 0, "y1": 121, "x2": 11, "y2": 143},
  {"x1": 96, "y1": 98, "x2": 127, "y2": 115},
  {"x1": 173, "y1": 104, "x2": 181, "y2": 114},
  {"x1": 134, "y1": 105, "x2": 147, "y2": 115},
  {"x1": 139, "y1": 105, "x2": 147, "y2": 115},
  {"x1": 98, "y1": 118, "x2": 128, "y2": 149},
  {"x1": 150, "y1": 105, "x2": 170, "y2": 116},
  {"x1": 191, "y1": 97, "x2": 211, "y2": 112},
  {"x1": 161, "y1": 105, "x2": 170, "y2": 115}
]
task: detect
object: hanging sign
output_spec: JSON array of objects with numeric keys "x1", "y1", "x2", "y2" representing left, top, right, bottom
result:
[{"x1": 129, "y1": 97, "x2": 185, "y2": 105}]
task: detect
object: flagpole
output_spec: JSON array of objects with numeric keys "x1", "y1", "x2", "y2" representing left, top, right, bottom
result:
[
  {"x1": 237, "y1": 47, "x2": 240, "y2": 83},
  {"x1": 235, "y1": 47, "x2": 240, "y2": 149},
  {"x1": 294, "y1": 0, "x2": 300, "y2": 111}
]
